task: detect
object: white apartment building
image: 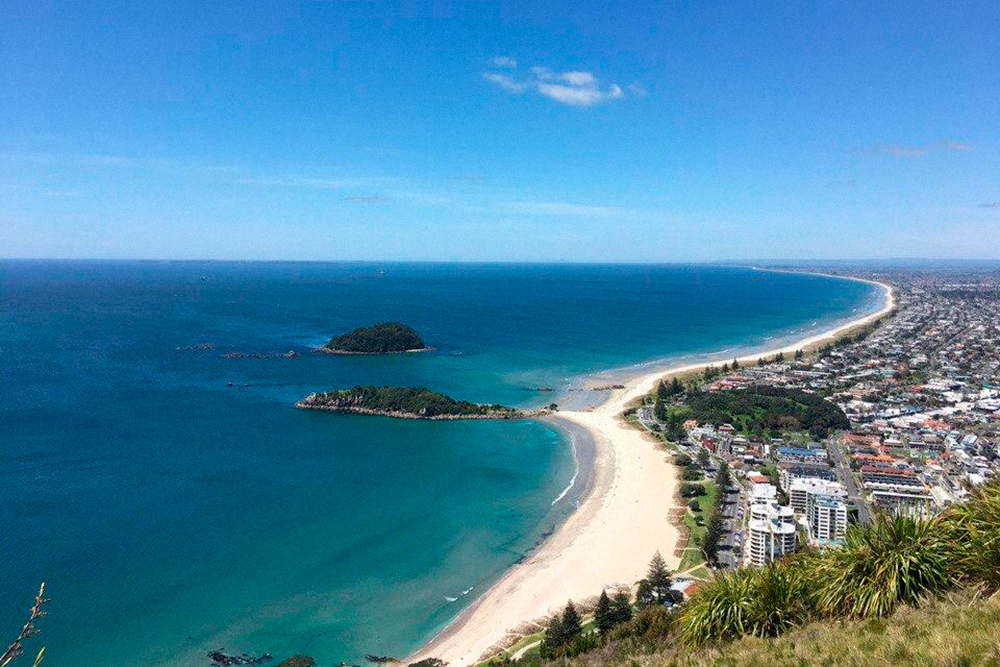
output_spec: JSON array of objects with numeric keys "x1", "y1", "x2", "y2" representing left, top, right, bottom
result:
[
  {"x1": 789, "y1": 478, "x2": 846, "y2": 514},
  {"x1": 807, "y1": 493, "x2": 849, "y2": 545},
  {"x1": 746, "y1": 483, "x2": 797, "y2": 566}
]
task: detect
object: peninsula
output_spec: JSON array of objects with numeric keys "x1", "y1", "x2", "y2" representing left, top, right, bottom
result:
[
  {"x1": 323, "y1": 322, "x2": 429, "y2": 354},
  {"x1": 296, "y1": 386, "x2": 533, "y2": 419}
]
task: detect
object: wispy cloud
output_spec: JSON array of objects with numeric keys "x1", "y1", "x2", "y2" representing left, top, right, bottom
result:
[
  {"x1": 242, "y1": 175, "x2": 390, "y2": 190},
  {"x1": 483, "y1": 60, "x2": 636, "y2": 107},
  {"x1": 943, "y1": 141, "x2": 974, "y2": 152},
  {"x1": 490, "y1": 56, "x2": 517, "y2": 69},
  {"x1": 850, "y1": 140, "x2": 975, "y2": 158},
  {"x1": 978, "y1": 201, "x2": 1000, "y2": 209},
  {"x1": 482, "y1": 72, "x2": 526, "y2": 94},
  {"x1": 344, "y1": 195, "x2": 393, "y2": 204},
  {"x1": 505, "y1": 201, "x2": 632, "y2": 218}
]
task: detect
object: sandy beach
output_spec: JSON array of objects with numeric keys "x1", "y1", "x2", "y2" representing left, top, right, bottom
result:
[{"x1": 410, "y1": 276, "x2": 896, "y2": 666}]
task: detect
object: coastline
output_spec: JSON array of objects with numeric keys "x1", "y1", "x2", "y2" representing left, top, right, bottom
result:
[{"x1": 409, "y1": 276, "x2": 896, "y2": 666}]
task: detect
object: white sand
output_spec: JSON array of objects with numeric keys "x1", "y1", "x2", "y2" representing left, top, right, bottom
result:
[{"x1": 410, "y1": 277, "x2": 895, "y2": 666}]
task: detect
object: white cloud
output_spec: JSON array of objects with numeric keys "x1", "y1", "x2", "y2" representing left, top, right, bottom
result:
[
  {"x1": 536, "y1": 82, "x2": 607, "y2": 107},
  {"x1": 505, "y1": 201, "x2": 632, "y2": 218},
  {"x1": 530, "y1": 66, "x2": 554, "y2": 80},
  {"x1": 490, "y1": 56, "x2": 517, "y2": 69},
  {"x1": 482, "y1": 72, "x2": 526, "y2": 94},
  {"x1": 560, "y1": 71, "x2": 596, "y2": 86},
  {"x1": 483, "y1": 61, "x2": 638, "y2": 107}
]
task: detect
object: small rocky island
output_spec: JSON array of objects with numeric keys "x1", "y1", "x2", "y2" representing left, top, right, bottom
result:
[
  {"x1": 296, "y1": 386, "x2": 540, "y2": 420},
  {"x1": 323, "y1": 322, "x2": 429, "y2": 354}
]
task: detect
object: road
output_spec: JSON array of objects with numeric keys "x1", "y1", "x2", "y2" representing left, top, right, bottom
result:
[{"x1": 827, "y1": 437, "x2": 872, "y2": 524}]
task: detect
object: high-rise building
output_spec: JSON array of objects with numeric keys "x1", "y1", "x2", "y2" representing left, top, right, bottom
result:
[
  {"x1": 746, "y1": 483, "x2": 797, "y2": 566},
  {"x1": 789, "y1": 478, "x2": 846, "y2": 514},
  {"x1": 807, "y1": 493, "x2": 849, "y2": 545}
]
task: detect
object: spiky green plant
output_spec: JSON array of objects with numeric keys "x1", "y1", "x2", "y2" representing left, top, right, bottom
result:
[
  {"x1": 939, "y1": 479, "x2": 1000, "y2": 593},
  {"x1": 812, "y1": 514, "x2": 954, "y2": 618},
  {"x1": 679, "y1": 561, "x2": 813, "y2": 646}
]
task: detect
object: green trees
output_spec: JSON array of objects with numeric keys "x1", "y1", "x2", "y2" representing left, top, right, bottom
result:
[
  {"x1": 680, "y1": 483, "x2": 705, "y2": 498},
  {"x1": 325, "y1": 322, "x2": 425, "y2": 354},
  {"x1": 656, "y1": 380, "x2": 669, "y2": 400},
  {"x1": 680, "y1": 385, "x2": 849, "y2": 435},
  {"x1": 300, "y1": 386, "x2": 519, "y2": 418},
  {"x1": 594, "y1": 590, "x2": 614, "y2": 636},
  {"x1": 675, "y1": 453, "x2": 693, "y2": 467},
  {"x1": 702, "y1": 512, "x2": 724, "y2": 566},
  {"x1": 670, "y1": 377, "x2": 684, "y2": 395},
  {"x1": 612, "y1": 592, "x2": 633, "y2": 625},
  {"x1": 696, "y1": 448, "x2": 711, "y2": 469},
  {"x1": 540, "y1": 601, "x2": 582, "y2": 655},
  {"x1": 636, "y1": 553, "x2": 673, "y2": 608},
  {"x1": 647, "y1": 552, "x2": 673, "y2": 603},
  {"x1": 716, "y1": 460, "x2": 731, "y2": 490}
]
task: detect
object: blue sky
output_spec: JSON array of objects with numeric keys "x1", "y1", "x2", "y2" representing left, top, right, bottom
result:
[{"x1": 1, "y1": 0, "x2": 998, "y2": 261}]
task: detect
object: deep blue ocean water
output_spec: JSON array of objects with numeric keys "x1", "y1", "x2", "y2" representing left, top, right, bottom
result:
[{"x1": 0, "y1": 261, "x2": 878, "y2": 666}]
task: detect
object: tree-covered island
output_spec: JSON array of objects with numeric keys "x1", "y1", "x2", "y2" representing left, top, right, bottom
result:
[
  {"x1": 296, "y1": 386, "x2": 543, "y2": 419},
  {"x1": 322, "y1": 322, "x2": 429, "y2": 354}
]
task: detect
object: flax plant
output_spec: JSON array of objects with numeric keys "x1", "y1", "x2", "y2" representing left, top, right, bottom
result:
[{"x1": 812, "y1": 514, "x2": 953, "y2": 618}]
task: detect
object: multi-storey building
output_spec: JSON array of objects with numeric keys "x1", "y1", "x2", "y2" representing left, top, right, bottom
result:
[{"x1": 745, "y1": 483, "x2": 797, "y2": 566}]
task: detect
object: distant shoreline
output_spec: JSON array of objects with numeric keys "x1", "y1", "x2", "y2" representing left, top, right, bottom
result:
[{"x1": 409, "y1": 273, "x2": 895, "y2": 666}]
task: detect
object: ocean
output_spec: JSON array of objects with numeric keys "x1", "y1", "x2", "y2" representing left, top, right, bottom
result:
[{"x1": 0, "y1": 261, "x2": 879, "y2": 666}]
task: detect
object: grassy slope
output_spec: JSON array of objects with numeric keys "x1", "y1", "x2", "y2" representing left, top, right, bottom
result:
[
  {"x1": 567, "y1": 593, "x2": 1000, "y2": 667},
  {"x1": 678, "y1": 481, "x2": 717, "y2": 571}
]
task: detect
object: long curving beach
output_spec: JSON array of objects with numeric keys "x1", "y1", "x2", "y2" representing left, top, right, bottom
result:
[{"x1": 411, "y1": 276, "x2": 896, "y2": 666}]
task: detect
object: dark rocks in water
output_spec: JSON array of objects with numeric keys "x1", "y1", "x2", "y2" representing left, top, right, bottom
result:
[
  {"x1": 208, "y1": 650, "x2": 272, "y2": 666},
  {"x1": 277, "y1": 657, "x2": 317, "y2": 667},
  {"x1": 221, "y1": 351, "x2": 300, "y2": 360},
  {"x1": 178, "y1": 343, "x2": 217, "y2": 351}
]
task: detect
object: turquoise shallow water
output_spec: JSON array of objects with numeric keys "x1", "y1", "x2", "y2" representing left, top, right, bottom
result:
[{"x1": 0, "y1": 262, "x2": 879, "y2": 666}]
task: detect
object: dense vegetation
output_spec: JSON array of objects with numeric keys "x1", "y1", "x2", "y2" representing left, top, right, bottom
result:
[
  {"x1": 486, "y1": 480, "x2": 1000, "y2": 667},
  {"x1": 682, "y1": 386, "x2": 849, "y2": 438},
  {"x1": 297, "y1": 386, "x2": 521, "y2": 418},
  {"x1": 325, "y1": 322, "x2": 427, "y2": 354}
]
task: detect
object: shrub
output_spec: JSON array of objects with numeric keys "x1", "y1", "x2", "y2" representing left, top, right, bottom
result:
[
  {"x1": 812, "y1": 514, "x2": 954, "y2": 618},
  {"x1": 679, "y1": 561, "x2": 813, "y2": 646},
  {"x1": 688, "y1": 500, "x2": 701, "y2": 512},
  {"x1": 680, "y1": 483, "x2": 705, "y2": 498},
  {"x1": 939, "y1": 479, "x2": 1000, "y2": 593},
  {"x1": 682, "y1": 467, "x2": 702, "y2": 482}
]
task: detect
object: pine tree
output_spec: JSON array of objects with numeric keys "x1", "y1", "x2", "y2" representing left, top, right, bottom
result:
[
  {"x1": 732, "y1": 358, "x2": 740, "y2": 370},
  {"x1": 560, "y1": 601, "x2": 582, "y2": 641},
  {"x1": 594, "y1": 590, "x2": 615, "y2": 636},
  {"x1": 656, "y1": 380, "x2": 668, "y2": 400},
  {"x1": 612, "y1": 591, "x2": 633, "y2": 624},
  {"x1": 635, "y1": 578, "x2": 655, "y2": 608},
  {"x1": 757, "y1": 356, "x2": 765, "y2": 367},
  {"x1": 776, "y1": 351, "x2": 785, "y2": 362},
  {"x1": 670, "y1": 376, "x2": 683, "y2": 395},
  {"x1": 703, "y1": 513, "x2": 724, "y2": 565},
  {"x1": 794, "y1": 348, "x2": 804, "y2": 360},
  {"x1": 646, "y1": 552, "x2": 673, "y2": 603},
  {"x1": 654, "y1": 396, "x2": 667, "y2": 422},
  {"x1": 716, "y1": 460, "x2": 731, "y2": 490},
  {"x1": 721, "y1": 362, "x2": 730, "y2": 372},
  {"x1": 697, "y1": 447, "x2": 711, "y2": 469}
]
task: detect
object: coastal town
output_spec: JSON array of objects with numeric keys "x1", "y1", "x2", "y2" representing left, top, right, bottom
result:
[{"x1": 643, "y1": 269, "x2": 1000, "y2": 571}]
